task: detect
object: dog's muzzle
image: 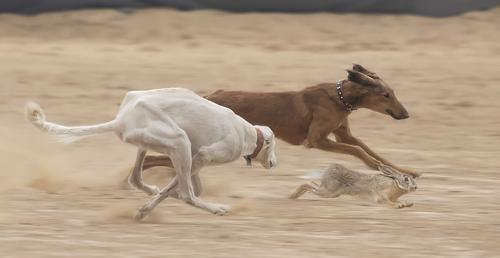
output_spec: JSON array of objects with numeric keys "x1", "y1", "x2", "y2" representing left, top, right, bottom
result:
[{"x1": 386, "y1": 109, "x2": 409, "y2": 120}]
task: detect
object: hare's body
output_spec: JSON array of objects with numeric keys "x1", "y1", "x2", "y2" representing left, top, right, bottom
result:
[{"x1": 290, "y1": 164, "x2": 416, "y2": 209}]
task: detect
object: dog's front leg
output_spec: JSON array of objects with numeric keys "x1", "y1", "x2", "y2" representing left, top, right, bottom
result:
[
  {"x1": 183, "y1": 148, "x2": 230, "y2": 215},
  {"x1": 333, "y1": 124, "x2": 420, "y2": 177},
  {"x1": 312, "y1": 138, "x2": 383, "y2": 170},
  {"x1": 345, "y1": 137, "x2": 420, "y2": 177},
  {"x1": 165, "y1": 147, "x2": 230, "y2": 215},
  {"x1": 307, "y1": 119, "x2": 382, "y2": 170}
]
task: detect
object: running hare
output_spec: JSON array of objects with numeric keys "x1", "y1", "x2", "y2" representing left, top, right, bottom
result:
[{"x1": 289, "y1": 164, "x2": 417, "y2": 208}]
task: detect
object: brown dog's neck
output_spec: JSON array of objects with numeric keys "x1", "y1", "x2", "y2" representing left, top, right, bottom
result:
[{"x1": 335, "y1": 80, "x2": 365, "y2": 112}]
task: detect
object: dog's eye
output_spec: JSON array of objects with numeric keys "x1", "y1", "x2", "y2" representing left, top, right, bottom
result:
[
  {"x1": 265, "y1": 140, "x2": 270, "y2": 145},
  {"x1": 383, "y1": 93, "x2": 390, "y2": 99}
]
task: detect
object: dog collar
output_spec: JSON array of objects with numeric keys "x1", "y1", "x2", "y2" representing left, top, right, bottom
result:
[
  {"x1": 336, "y1": 80, "x2": 355, "y2": 112},
  {"x1": 249, "y1": 128, "x2": 264, "y2": 159},
  {"x1": 244, "y1": 128, "x2": 264, "y2": 165}
]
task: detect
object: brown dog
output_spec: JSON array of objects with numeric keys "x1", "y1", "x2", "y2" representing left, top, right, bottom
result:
[{"x1": 140, "y1": 64, "x2": 419, "y2": 178}]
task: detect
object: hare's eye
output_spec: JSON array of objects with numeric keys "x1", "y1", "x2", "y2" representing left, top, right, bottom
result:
[
  {"x1": 383, "y1": 93, "x2": 390, "y2": 99},
  {"x1": 265, "y1": 139, "x2": 270, "y2": 145},
  {"x1": 404, "y1": 177, "x2": 409, "y2": 182}
]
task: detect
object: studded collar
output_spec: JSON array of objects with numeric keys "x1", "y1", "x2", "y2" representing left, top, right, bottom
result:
[{"x1": 336, "y1": 80, "x2": 356, "y2": 112}]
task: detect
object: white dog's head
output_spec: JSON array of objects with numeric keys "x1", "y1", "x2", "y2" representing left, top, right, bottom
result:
[{"x1": 247, "y1": 126, "x2": 277, "y2": 169}]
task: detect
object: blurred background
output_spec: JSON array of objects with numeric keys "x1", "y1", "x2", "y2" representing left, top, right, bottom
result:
[{"x1": 0, "y1": 1, "x2": 499, "y2": 257}]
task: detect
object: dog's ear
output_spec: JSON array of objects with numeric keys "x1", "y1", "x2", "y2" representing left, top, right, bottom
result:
[
  {"x1": 352, "y1": 64, "x2": 379, "y2": 78},
  {"x1": 379, "y1": 164, "x2": 398, "y2": 179},
  {"x1": 352, "y1": 64, "x2": 368, "y2": 72},
  {"x1": 346, "y1": 69, "x2": 377, "y2": 86}
]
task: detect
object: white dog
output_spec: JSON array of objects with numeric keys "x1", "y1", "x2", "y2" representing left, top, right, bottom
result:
[{"x1": 26, "y1": 88, "x2": 277, "y2": 219}]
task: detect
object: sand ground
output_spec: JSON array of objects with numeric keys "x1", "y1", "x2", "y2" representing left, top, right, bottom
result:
[{"x1": 0, "y1": 8, "x2": 499, "y2": 258}]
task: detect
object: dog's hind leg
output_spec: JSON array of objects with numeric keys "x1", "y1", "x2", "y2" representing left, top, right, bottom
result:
[
  {"x1": 135, "y1": 172, "x2": 204, "y2": 220},
  {"x1": 129, "y1": 103, "x2": 229, "y2": 217},
  {"x1": 161, "y1": 173, "x2": 202, "y2": 199},
  {"x1": 135, "y1": 175, "x2": 178, "y2": 220},
  {"x1": 131, "y1": 130, "x2": 190, "y2": 220},
  {"x1": 120, "y1": 155, "x2": 173, "y2": 188},
  {"x1": 191, "y1": 174, "x2": 203, "y2": 197},
  {"x1": 136, "y1": 133, "x2": 229, "y2": 218},
  {"x1": 136, "y1": 170, "x2": 223, "y2": 219},
  {"x1": 128, "y1": 148, "x2": 160, "y2": 195}
]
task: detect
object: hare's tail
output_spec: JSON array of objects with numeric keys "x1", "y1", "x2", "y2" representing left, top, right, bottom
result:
[
  {"x1": 25, "y1": 101, "x2": 116, "y2": 143},
  {"x1": 299, "y1": 170, "x2": 324, "y2": 180}
]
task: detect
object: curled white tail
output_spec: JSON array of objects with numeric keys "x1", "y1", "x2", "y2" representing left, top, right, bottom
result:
[
  {"x1": 25, "y1": 101, "x2": 116, "y2": 143},
  {"x1": 299, "y1": 170, "x2": 324, "y2": 180}
]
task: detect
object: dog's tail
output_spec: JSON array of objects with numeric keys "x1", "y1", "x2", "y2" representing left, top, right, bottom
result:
[
  {"x1": 25, "y1": 101, "x2": 116, "y2": 143},
  {"x1": 298, "y1": 170, "x2": 324, "y2": 180}
]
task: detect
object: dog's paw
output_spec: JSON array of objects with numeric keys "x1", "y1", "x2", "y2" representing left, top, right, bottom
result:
[{"x1": 134, "y1": 208, "x2": 149, "y2": 221}]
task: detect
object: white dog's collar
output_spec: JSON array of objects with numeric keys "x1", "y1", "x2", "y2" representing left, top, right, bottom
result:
[
  {"x1": 249, "y1": 128, "x2": 264, "y2": 159},
  {"x1": 244, "y1": 128, "x2": 264, "y2": 165}
]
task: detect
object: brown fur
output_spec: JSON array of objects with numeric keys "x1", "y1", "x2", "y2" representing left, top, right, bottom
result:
[{"x1": 140, "y1": 64, "x2": 419, "y2": 178}]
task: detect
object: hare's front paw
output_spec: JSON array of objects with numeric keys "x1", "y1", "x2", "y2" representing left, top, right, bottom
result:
[
  {"x1": 394, "y1": 201, "x2": 413, "y2": 209},
  {"x1": 403, "y1": 201, "x2": 414, "y2": 208}
]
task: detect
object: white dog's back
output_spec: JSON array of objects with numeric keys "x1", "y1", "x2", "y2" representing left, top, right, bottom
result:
[{"x1": 115, "y1": 88, "x2": 250, "y2": 151}]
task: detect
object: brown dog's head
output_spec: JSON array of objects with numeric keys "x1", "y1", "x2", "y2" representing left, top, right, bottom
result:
[{"x1": 346, "y1": 64, "x2": 409, "y2": 120}]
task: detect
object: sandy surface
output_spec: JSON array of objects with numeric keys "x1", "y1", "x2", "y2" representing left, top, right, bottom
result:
[{"x1": 1, "y1": 8, "x2": 500, "y2": 258}]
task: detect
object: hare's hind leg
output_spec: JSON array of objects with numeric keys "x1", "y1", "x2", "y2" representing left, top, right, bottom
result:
[
  {"x1": 289, "y1": 182, "x2": 319, "y2": 199},
  {"x1": 379, "y1": 199, "x2": 414, "y2": 209},
  {"x1": 318, "y1": 189, "x2": 343, "y2": 198},
  {"x1": 392, "y1": 201, "x2": 414, "y2": 209}
]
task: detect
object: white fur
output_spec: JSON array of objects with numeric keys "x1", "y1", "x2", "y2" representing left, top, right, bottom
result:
[
  {"x1": 299, "y1": 170, "x2": 324, "y2": 180},
  {"x1": 25, "y1": 88, "x2": 277, "y2": 219},
  {"x1": 25, "y1": 101, "x2": 115, "y2": 143}
]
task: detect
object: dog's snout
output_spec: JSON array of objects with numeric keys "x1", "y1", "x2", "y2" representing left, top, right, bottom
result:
[
  {"x1": 399, "y1": 109, "x2": 410, "y2": 120},
  {"x1": 387, "y1": 108, "x2": 410, "y2": 120},
  {"x1": 269, "y1": 161, "x2": 274, "y2": 168}
]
